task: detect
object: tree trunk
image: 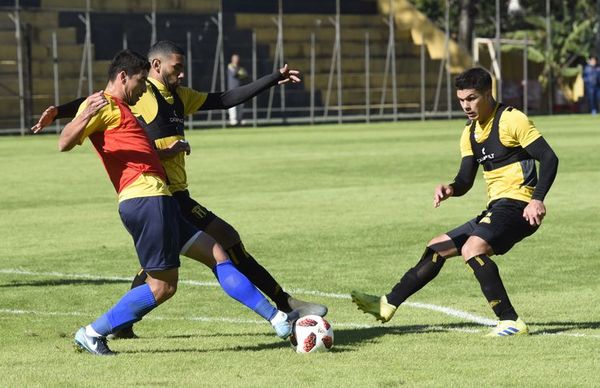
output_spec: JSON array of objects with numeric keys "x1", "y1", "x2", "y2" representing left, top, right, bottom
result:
[{"x1": 458, "y1": 0, "x2": 476, "y2": 53}]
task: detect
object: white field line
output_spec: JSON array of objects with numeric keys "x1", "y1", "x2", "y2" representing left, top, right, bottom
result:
[
  {"x1": 2, "y1": 268, "x2": 599, "y2": 338},
  {"x1": 0, "y1": 268, "x2": 494, "y2": 326},
  {"x1": 0, "y1": 307, "x2": 374, "y2": 329},
  {"x1": 0, "y1": 268, "x2": 219, "y2": 287},
  {"x1": 2, "y1": 308, "x2": 600, "y2": 339},
  {"x1": 0, "y1": 308, "x2": 473, "y2": 333}
]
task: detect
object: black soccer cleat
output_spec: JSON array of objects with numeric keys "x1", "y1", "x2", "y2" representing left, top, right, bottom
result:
[
  {"x1": 107, "y1": 326, "x2": 138, "y2": 340},
  {"x1": 286, "y1": 296, "x2": 328, "y2": 317}
]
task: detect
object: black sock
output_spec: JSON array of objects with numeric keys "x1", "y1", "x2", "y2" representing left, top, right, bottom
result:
[
  {"x1": 467, "y1": 255, "x2": 518, "y2": 321},
  {"x1": 386, "y1": 247, "x2": 446, "y2": 307},
  {"x1": 226, "y1": 242, "x2": 291, "y2": 311}
]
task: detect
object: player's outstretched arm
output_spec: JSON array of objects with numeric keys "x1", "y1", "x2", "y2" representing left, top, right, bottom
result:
[
  {"x1": 31, "y1": 106, "x2": 58, "y2": 133},
  {"x1": 58, "y1": 91, "x2": 107, "y2": 152},
  {"x1": 31, "y1": 97, "x2": 87, "y2": 133},
  {"x1": 277, "y1": 64, "x2": 301, "y2": 85},
  {"x1": 200, "y1": 64, "x2": 302, "y2": 110}
]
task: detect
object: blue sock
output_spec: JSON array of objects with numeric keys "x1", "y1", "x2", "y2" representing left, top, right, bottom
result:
[
  {"x1": 215, "y1": 260, "x2": 277, "y2": 321},
  {"x1": 91, "y1": 283, "x2": 157, "y2": 336}
]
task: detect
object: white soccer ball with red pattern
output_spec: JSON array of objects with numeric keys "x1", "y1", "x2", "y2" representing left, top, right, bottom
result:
[{"x1": 289, "y1": 315, "x2": 334, "y2": 353}]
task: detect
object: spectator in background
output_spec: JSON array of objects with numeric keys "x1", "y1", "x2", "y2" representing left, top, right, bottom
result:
[
  {"x1": 227, "y1": 53, "x2": 249, "y2": 125},
  {"x1": 583, "y1": 55, "x2": 600, "y2": 115}
]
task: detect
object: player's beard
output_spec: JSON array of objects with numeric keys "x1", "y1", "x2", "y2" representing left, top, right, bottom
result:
[{"x1": 161, "y1": 74, "x2": 179, "y2": 93}]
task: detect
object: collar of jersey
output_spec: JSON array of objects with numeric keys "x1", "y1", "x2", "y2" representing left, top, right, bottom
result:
[
  {"x1": 475, "y1": 102, "x2": 500, "y2": 129},
  {"x1": 148, "y1": 77, "x2": 171, "y2": 93}
]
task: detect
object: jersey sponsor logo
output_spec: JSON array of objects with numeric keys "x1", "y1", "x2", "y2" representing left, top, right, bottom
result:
[
  {"x1": 168, "y1": 109, "x2": 185, "y2": 124},
  {"x1": 476, "y1": 147, "x2": 495, "y2": 164}
]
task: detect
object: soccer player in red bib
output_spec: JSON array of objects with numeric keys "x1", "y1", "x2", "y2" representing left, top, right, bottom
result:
[
  {"x1": 33, "y1": 42, "x2": 326, "y2": 341},
  {"x1": 351, "y1": 67, "x2": 559, "y2": 336},
  {"x1": 57, "y1": 50, "x2": 295, "y2": 355}
]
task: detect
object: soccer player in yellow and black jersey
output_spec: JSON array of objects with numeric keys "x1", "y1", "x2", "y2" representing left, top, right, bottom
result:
[
  {"x1": 53, "y1": 50, "x2": 298, "y2": 355},
  {"x1": 33, "y1": 41, "x2": 326, "y2": 338},
  {"x1": 351, "y1": 67, "x2": 559, "y2": 336}
]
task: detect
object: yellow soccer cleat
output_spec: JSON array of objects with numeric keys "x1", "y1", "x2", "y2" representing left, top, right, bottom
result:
[
  {"x1": 485, "y1": 317, "x2": 529, "y2": 337},
  {"x1": 350, "y1": 291, "x2": 397, "y2": 323}
]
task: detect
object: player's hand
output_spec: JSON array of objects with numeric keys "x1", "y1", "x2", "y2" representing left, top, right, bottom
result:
[
  {"x1": 523, "y1": 199, "x2": 546, "y2": 226},
  {"x1": 278, "y1": 64, "x2": 301, "y2": 85},
  {"x1": 169, "y1": 139, "x2": 191, "y2": 156},
  {"x1": 433, "y1": 184, "x2": 453, "y2": 208},
  {"x1": 31, "y1": 106, "x2": 58, "y2": 133},
  {"x1": 80, "y1": 90, "x2": 108, "y2": 119}
]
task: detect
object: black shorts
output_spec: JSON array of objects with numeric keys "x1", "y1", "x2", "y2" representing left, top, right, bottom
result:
[
  {"x1": 446, "y1": 198, "x2": 539, "y2": 255},
  {"x1": 118, "y1": 195, "x2": 201, "y2": 271},
  {"x1": 172, "y1": 190, "x2": 217, "y2": 230}
]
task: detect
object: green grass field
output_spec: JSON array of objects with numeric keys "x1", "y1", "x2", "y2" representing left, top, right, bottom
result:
[{"x1": 1, "y1": 115, "x2": 599, "y2": 386}]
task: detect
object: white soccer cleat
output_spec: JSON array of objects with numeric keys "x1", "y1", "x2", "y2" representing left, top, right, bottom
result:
[
  {"x1": 270, "y1": 311, "x2": 293, "y2": 339},
  {"x1": 74, "y1": 327, "x2": 115, "y2": 356}
]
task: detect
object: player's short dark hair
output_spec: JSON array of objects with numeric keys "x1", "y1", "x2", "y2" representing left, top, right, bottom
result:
[
  {"x1": 107, "y1": 49, "x2": 150, "y2": 81},
  {"x1": 455, "y1": 67, "x2": 492, "y2": 92},
  {"x1": 148, "y1": 40, "x2": 185, "y2": 60}
]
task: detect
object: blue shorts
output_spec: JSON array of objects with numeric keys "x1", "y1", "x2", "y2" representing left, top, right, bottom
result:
[{"x1": 118, "y1": 195, "x2": 201, "y2": 271}]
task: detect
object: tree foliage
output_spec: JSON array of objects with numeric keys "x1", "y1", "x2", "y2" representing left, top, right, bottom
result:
[{"x1": 411, "y1": 0, "x2": 598, "y2": 86}]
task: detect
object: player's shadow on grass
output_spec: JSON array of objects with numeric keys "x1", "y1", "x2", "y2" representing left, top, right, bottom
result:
[
  {"x1": 0, "y1": 279, "x2": 129, "y2": 287},
  {"x1": 119, "y1": 322, "x2": 485, "y2": 354},
  {"x1": 159, "y1": 332, "x2": 274, "y2": 339},
  {"x1": 331, "y1": 322, "x2": 484, "y2": 351},
  {"x1": 528, "y1": 321, "x2": 600, "y2": 335},
  {"x1": 117, "y1": 341, "x2": 292, "y2": 354}
]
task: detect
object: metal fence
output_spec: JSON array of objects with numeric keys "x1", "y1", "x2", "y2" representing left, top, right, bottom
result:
[{"x1": 0, "y1": 0, "x2": 551, "y2": 135}]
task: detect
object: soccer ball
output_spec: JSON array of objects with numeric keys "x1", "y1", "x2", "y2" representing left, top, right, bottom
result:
[{"x1": 289, "y1": 315, "x2": 334, "y2": 353}]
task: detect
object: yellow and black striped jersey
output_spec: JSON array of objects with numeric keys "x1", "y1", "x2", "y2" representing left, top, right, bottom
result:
[
  {"x1": 459, "y1": 105, "x2": 542, "y2": 203},
  {"x1": 130, "y1": 77, "x2": 208, "y2": 193}
]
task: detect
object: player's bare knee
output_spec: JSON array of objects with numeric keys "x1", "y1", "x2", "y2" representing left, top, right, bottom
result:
[
  {"x1": 166, "y1": 282, "x2": 177, "y2": 298},
  {"x1": 461, "y1": 242, "x2": 474, "y2": 260},
  {"x1": 182, "y1": 232, "x2": 218, "y2": 267},
  {"x1": 427, "y1": 234, "x2": 458, "y2": 258},
  {"x1": 149, "y1": 281, "x2": 177, "y2": 304},
  {"x1": 160, "y1": 283, "x2": 177, "y2": 301},
  {"x1": 460, "y1": 238, "x2": 489, "y2": 261},
  {"x1": 213, "y1": 242, "x2": 230, "y2": 263}
]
